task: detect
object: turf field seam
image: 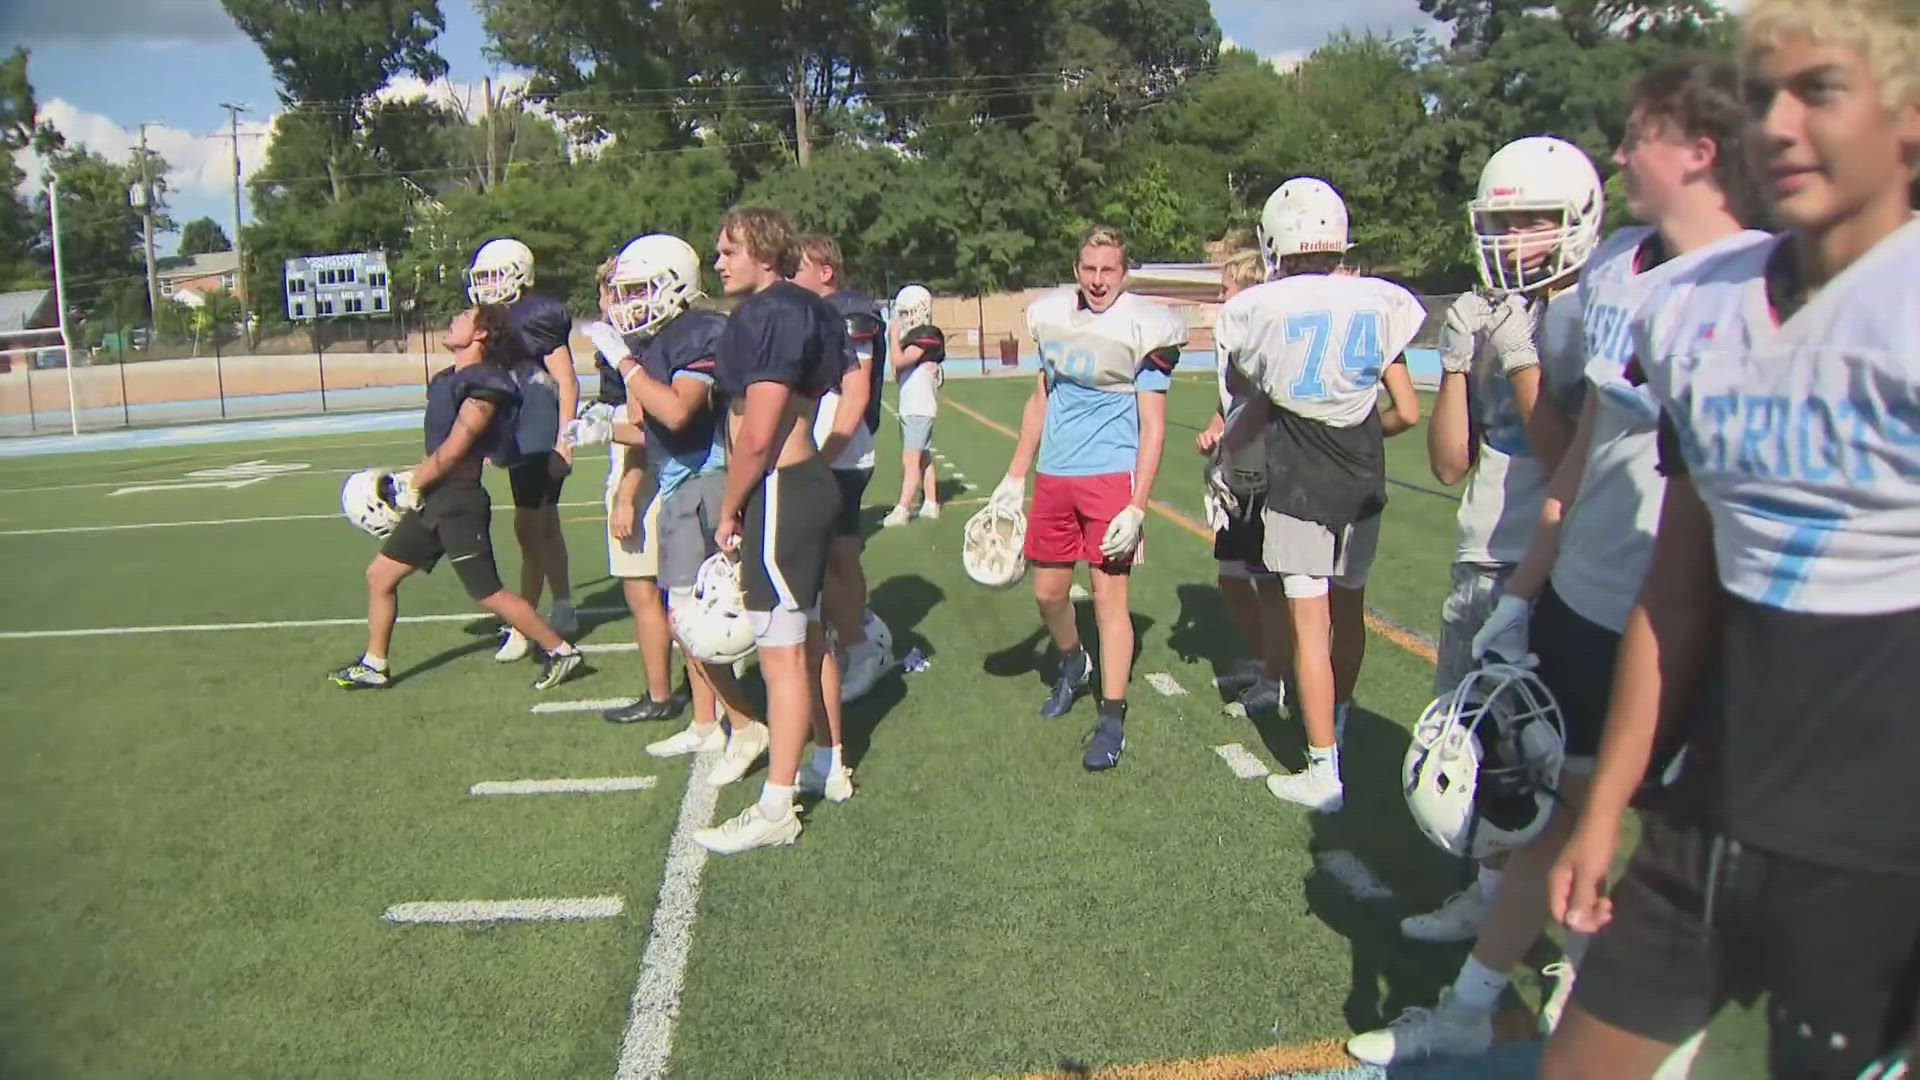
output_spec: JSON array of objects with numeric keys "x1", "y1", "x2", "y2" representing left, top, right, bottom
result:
[
  {"x1": 380, "y1": 897, "x2": 626, "y2": 924},
  {"x1": 941, "y1": 397, "x2": 1439, "y2": 665},
  {"x1": 615, "y1": 749, "x2": 723, "y2": 1080},
  {"x1": 0, "y1": 605, "x2": 628, "y2": 639},
  {"x1": 468, "y1": 777, "x2": 659, "y2": 795}
]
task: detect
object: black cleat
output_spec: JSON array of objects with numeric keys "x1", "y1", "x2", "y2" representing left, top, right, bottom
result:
[
  {"x1": 1040, "y1": 649, "x2": 1091, "y2": 718},
  {"x1": 602, "y1": 694, "x2": 686, "y2": 724}
]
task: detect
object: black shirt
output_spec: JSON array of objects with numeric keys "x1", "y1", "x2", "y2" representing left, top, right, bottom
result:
[
  {"x1": 639, "y1": 309, "x2": 726, "y2": 462},
  {"x1": 715, "y1": 282, "x2": 845, "y2": 403},
  {"x1": 823, "y1": 288, "x2": 886, "y2": 434},
  {"x1": 425, "y1": 363, "x2": 520, "y2": 468}
]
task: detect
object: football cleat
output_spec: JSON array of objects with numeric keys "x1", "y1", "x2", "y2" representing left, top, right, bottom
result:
[
  {"x1": 708, "y1": 720, "x2": 770, "y2": 786},
  {"x1": 646, "y1": 722, "x2": 725, "y2": 758},
  {"x1": 1081, "y1": 716, "x2": 1126, "y2": 772},
  {"x1": 1346, "y1": 989, "x2": 1494, "y2": 1066},
  {"x1": 1040, "y1": 651, "x2": 1090, "y2": 718},
  {"x1": 1266, "y1": 764, "x2": 1344, "y2": 812},
  {"x1": 328, "y1": 660, "x2": 390, "y2": 689},
  {"x1": 532, "y1": 649, "x2": 583, "y2": 691},
  {"x1": 694, "y1": 801, "x2": 802, "y2": 854},
  {"x1": 494, "y1": 627, "x2": 532, "y2": 663},
  {"x1": 1401, "y1": 884, "x2": 1493, "y2": 944}
]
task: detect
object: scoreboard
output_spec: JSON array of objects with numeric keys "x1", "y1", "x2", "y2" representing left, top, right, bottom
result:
[{"x1": 283, "y1": 251, "x2": 391, "y2": 321}]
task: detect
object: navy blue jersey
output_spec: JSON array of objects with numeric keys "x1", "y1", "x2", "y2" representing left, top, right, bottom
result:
[
  {"x1": 825, "y1": 288, "x2": 886, "y2": 434},
  {"x1": 715, "y1": 282, "x2": 845, "y2": 404},
  {"x1": 425, "y1": 362, "x2": 520, "y2": 466},
  {"x1": 506, "y1": 292, "x2": 572, "y2": 454},
  {"x1": 595, "y1": 352, "x2": 627, "y2": 407},
  {"x1": 640, "y1": 308, "x2": 726, "y2": 467}
]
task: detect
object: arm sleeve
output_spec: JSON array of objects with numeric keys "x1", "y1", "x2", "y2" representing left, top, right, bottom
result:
[{"x1": 459, "y1": 366, "x2": 521, "y2": 408}]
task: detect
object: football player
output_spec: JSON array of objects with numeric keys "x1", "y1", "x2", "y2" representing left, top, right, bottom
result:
[
  {"x1": 881, "y1": 284, "x2": 948, "y2": 527},
  {"x1": 693, "y1": 207, "x2": 848, "y2": 854},
  {"x1": 1395, "y1": 136, "x2": 1603, "y2": 951},
  {"x1": 1544, "y1": 5, "x2": 1920, "y2": 1076},
  {"x1": 579, "y1": 255, "x2": 683, "y2": 728},
  {"x1": 792, "y1": 235, "x2": 888, "y2": 733},
  {"x1": 467, "y1": 238, "x2": 582, "y2": 661},
  {"x1": 988, "y1": 225, "x2": 1186, "y2": 772},
  {"x1": 1196, "y1": 247, "x2": 1291, "y2": 715},
  {"x1": 585, "y1": 234, "x2": 772, "y2": 785},
  {"x1": 1214, "y1": 179, "x2": 1424, "y2": 812},
  {"x1": 328, "y1": 304, "x2": 582, "y2": 691},
  {"x1": 1352, "y1": 65, "x2": 1769, "y2": 1067}
]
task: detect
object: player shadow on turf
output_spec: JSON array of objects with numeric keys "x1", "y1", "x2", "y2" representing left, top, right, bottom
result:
[
  {"x1": 836, "y1": 574, "x2": 945, "y2": 771},
  {"x1": 1294, "y1": 703, "x2": 1513, "y2": 1045},
  {"x1": 980, "y1": 591, "x2": 1156, "y2": 689},
  {"x1": 1167, "y1": 583, "x2": 1257, "y2": 706}
]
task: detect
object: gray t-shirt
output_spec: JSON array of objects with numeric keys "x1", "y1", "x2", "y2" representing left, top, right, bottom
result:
[
  {"x1": 1451, "y1": 290, "x2": 1560, "y2": 565},
  {"x1": 1551, "y1": 227, "x2": 1772, "y2": 631}
]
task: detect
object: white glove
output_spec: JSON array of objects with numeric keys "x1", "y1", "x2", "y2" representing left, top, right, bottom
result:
[
  {"x1": 989, "y1": 475, "x2": 1025, "y2": 514},
  {"x1": 1205, "y1": 461, "x2": 1239, "y2": 518},
  {"x1": 1438, "y1": 293, "x2": 1485, "y2": 375},
  {"x1": 1486, "y1": 292, "x2": 1542, "y2": 376},
  {"x1": 577, "y1": 400, "x2": 617, "y2": 423},
  {"x1": 1471, "y1": 593, "x2": 1533, "y2": 665},
  {"x1": 1099, "y1": 505, "x2": 1146, "y2": 560},
  {"x1": 583, "y1": 320, "x2": 632, "y2": 364},
  {"x1": 392, "y1": 470, "x2": 423, "y2": 513},
  {"x1": 563, "y1": 416, "x2": 614, "y2": 449},
  {"x1": 1203, "y1": 488, "x2": 1229, "y2": 533}
]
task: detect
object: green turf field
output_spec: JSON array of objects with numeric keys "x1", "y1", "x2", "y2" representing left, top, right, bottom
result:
[{"x1": 0, "y1": 376, "x2": 1762, "y2": 1079}]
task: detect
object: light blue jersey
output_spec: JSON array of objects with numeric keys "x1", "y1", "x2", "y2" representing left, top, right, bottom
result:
[{"x1": 1028, "y1": 289, "x2": 1186, "y2": 477}]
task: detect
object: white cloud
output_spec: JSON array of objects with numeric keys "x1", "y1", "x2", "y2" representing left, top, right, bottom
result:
[
  {"x1": 1213, "y1": 0, "x2": 1437, "y2": 63},
  {"x1": 0, "y1": 0, "x2": 242, "y2": 44},
  {"x1": 12, "y1": 99, "x2": 275, "y2": 202}
]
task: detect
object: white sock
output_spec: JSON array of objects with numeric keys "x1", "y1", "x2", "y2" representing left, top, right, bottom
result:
[
  {"x1": 757, "y1": 781, "x2": 795, "y2": 820},
  {"x1": 1306, "y1": 743, "x2": 1339, "y2": 781},
  {"x1": 1562, "y1": 930, "x2": 1591, "y2": 968},
  {"x1": 1478, "y1": 865, "x2": 1504, "y2": 901},
  {"x1": 1450, "y1": 956, "x2": 1509, "y2": 1012},
  {"x1": 828, "y1": 744, "x2": 843, "y2": 773},
  {"x1": 554, "y1": 641, "x2": 578, "y2": 656},
  {"x1": 361, "y1": 652, "x2": 387, "y2": 671}
]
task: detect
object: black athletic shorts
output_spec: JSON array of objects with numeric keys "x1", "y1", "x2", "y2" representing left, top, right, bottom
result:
[
  {"x1": 1576, "y1": 812, "x2": 1920, "y2": 1078},
  {"x1": 831, "y1": 467, "x2": 872, "y2": 538},
  {"x1": 380, "y1": 482, "x2": 503, "y2": 599},
  {"x1": 507, "y1": 451, "x2": 567, "y2": 509},
  {"x1": 1212, "y1": 495, "x2": 1270, "y2": 571},
  {"x1": 1531, "y1": 583, "x2": 1620, "y2": 760},
  {"x1": 741, "y1": 458, "x2": 838, "y2": 613}
]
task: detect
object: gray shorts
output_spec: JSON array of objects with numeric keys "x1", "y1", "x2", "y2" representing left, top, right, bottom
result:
[
  {"x1": 900, "y1": 414, "x2": 935, "y2": 452},
  {"x1": 654, "y1": 472, "x2": 725, "y2": 591},
  {"x1": 1259, "y1": 510, "x2": 1380, "y2": 595},
  {"x1": 1435, "y1": 562, "x2": 1513, "y2": 697}
]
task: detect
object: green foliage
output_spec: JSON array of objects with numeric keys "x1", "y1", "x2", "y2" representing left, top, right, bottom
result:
[{"x1": 178, "y1": 217, "x2": 232, "y2": 257}]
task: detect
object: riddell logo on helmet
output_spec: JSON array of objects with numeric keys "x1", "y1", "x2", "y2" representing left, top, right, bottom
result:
[{"x1": 1490, "y1": 187, "x2": 1519, "y2": 196}]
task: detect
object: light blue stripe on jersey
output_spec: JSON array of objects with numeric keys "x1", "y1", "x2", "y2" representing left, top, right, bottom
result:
[
  {"x1": 651, "y1": 370, "x2": 722, "y2": 498},
  {"x1": 1037, "y1": 368, "x2": 1171, "y2": 477}
]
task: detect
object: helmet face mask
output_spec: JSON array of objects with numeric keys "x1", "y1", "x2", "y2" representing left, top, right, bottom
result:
[
  {"x1": 609, "y1": 235, "x2": 703, "y2": 337},
  {"x1": 671, "y1": 554, "x2": 757, "y2": 665},
  {"x1": 1402, "y1": 661, "x2": 1567, "y2": 859},
  {"x1": 341, "y1": 468, "x2": 405, "y2": 539},
  {"x1": 962, "y1": 504, "x2": 1027, "y2": 588},
  {"x1": 1471, "y1": 136, "x2": 1604, "y2": 295},
  {"x1": 893, "y1": 284, "x2": 933, "y2": 328},
  {"x1": 467, "y1": 238, "x2": 534, "y2": 305}
]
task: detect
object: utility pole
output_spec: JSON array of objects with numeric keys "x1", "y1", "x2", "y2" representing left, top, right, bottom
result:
[
  {"x1": 135, "y1": 123, "x2": 160, "y2": 330},
  {"x1": 218, "y1": 102, "x2": 251, "y2": 346}
]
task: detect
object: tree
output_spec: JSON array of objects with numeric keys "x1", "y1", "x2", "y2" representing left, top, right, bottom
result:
[
  {"x1": 0, "y1": 47, "x2": 65, "y2": 288},
  {"x1": 223, "y1": 0, "x2": 448, "y2": 202},
  {"x1": 38, "y1": 145, "x2": 174, "y2": 315},
  {"x1": 178, "y1": 217, "x2": 232, "y2": 257}
]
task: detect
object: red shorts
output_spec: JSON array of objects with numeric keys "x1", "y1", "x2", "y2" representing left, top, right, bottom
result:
[{"x1": 1026, "y1": 471, "x2": 1139, "y2": 569}]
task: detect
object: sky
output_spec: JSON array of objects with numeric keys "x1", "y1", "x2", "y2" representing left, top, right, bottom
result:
[{"x1": 0, "y1": 0, "x2": 1438, "y2": 255}]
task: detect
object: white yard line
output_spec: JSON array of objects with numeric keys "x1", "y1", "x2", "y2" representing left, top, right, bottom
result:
[
  {"x1": 529, "y1": 698, "x2": 637, "y2": 715},
  {"x1": 381, "y1": 897, "x2": 626, "y2": 924},
  {"x1": 579, "y1": 642, "x2": 638, "y2": 654},
  {"x1": 1211, "y1": 743, "x2": 1272, "y2": 780},
  {"x1": 469, "y1": 776, "x2": 658, "y2": 796},
  {"x1": 1314, "y1": 850, "x2": 1395, "y2": 903},
  {"x1": 0, "y1": 606, "x2": 625, "y2": 640},
  {"x1": 615, "y1": 749, "x2": 722, "y2": 1080},
  {"x1": 0, "y1": 499, "x2": 606, "y2": 537}
]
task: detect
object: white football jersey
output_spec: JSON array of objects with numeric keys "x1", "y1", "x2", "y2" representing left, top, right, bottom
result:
[
  {"x1": 1551, "y1": 227, "x2": 1770, "y2": 630},
  {"x1": 1026, "y1": 288, "x2": 1187, "y2": 395},
  {"x1": 1635, "y1": 217, "x2": 1920, "y2": 615},
  {"x1": 1221, "y1": 274, "x2": 1425, "y2": 428}
]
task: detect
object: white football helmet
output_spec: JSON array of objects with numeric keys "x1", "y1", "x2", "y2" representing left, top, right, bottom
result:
[
  {"x1": 341, "y1": 467, "x2": 406, "y2": 539},
  {"x1": 671, "y1": 554, "x2": 757, "y2": 665},
  {"x1": 467, "y1": 238, "x2": 534, "y2": 305},
  {"x1": 609, "y1": 234, "x2": 704, "y2": 337},
  {"x1": 1257, "y1": 177, "x2": 1352, "y2": 276},
  {"x1": 962, "y1": 503, "x2": 1027, "y2": 588},
  {"x1": 1403, "y1": 660, "x2": 1568, "y2": 860},
  {"x1": 893, "y1": 284, "x2": 933, "y2": 329},
  {"x1": 860, "y1": 610, "x2": 893, "y2": 664},
  {"x1": 1471, "y1": 136, "x2": 1603, "y2": 295}
]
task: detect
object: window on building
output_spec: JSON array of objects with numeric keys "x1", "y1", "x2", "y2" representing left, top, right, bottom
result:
[
  {"x1": 292, "y1": 302, "x2": 306, "y2": 318},
  {"x1": 373, "y1": 296, "x2": 386, "y2": 312}
]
